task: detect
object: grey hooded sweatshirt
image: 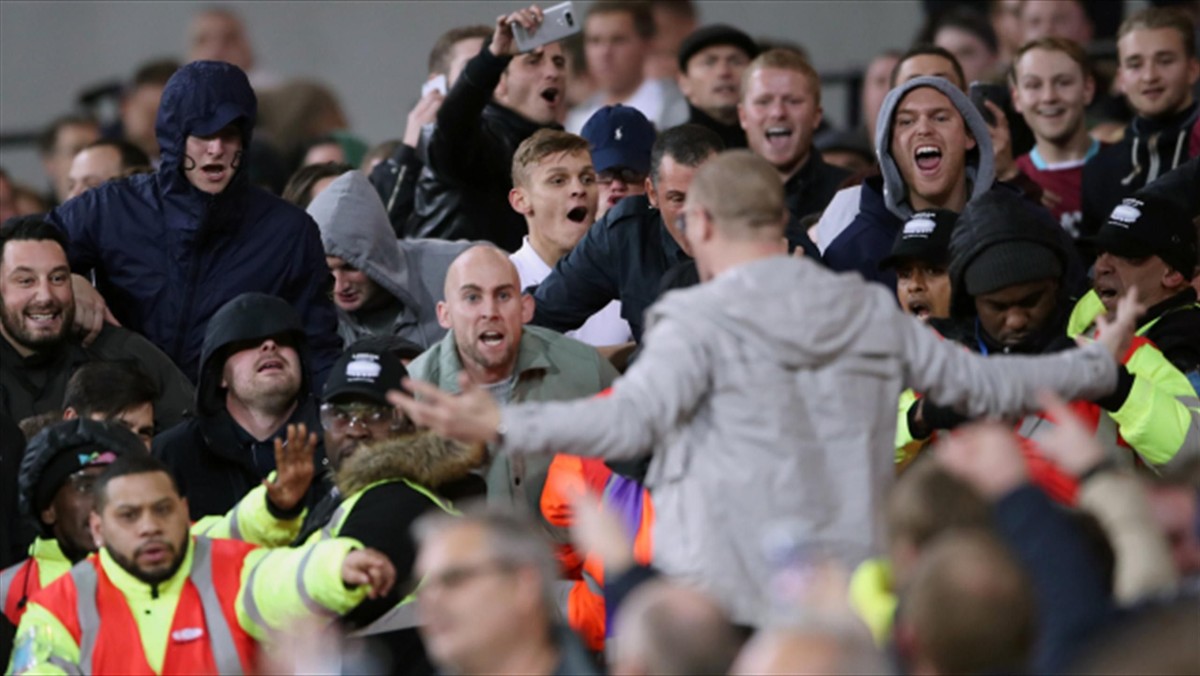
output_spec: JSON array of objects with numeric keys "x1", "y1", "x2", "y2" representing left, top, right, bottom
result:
[
  {"x1": 496, "y1": 255, "x2": 1117, "y2": 626},
  {"x1": 307, "y1": 172, "x2": 473, "y2": 349},
  {"x1": 817, "y1": 76, "x2": 994, "y2": 277}
]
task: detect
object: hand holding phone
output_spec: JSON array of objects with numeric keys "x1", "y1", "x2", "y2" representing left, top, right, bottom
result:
[
  {"x1": 968, "y1": 81, "x2": 1009, "y2": 126},
  {"x1": 490, "y1": 4, "x2": 545, "y2": 57},
  {"x1": 513, "y1": 2, "x2": 580, "y2": 53}
]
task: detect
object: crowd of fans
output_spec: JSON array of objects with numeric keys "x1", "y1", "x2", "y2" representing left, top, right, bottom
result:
[{"x1": 1, "y1": 0, "x2": 1198, "y2": 673}]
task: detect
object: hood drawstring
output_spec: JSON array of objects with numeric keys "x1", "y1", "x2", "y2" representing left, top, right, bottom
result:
[
  {"x1": 1170, "y1": 128, "x2": 1187, "y2": 170},
  {"x1": 1120, "y1": 135, "x2": 1143, "y2": 187}
]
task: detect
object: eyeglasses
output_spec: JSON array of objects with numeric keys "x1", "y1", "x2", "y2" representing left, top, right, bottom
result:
[
  {"x1": 417, "y1": 560, "x2": 515, "y2": 595},
  {"x1": 596, "y1": 168, "x2": 647, "y2": 185},
  {"x1": 319, "y1": 403, "x2": 402, "y2": 432}
]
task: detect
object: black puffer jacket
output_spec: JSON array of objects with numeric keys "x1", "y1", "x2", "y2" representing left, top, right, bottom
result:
[
  {"x1": 153, "y1": 293, "x2": 329, "y2": 519},
  {"x1": 405, "y1": 45, "x2": 558, "y2": 252}
]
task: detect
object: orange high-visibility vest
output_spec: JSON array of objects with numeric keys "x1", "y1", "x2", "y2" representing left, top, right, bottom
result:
[
  {"x1": 31, "y1": 537, "x2": 259, "y2": 675},
  {"x1": 1, "y1": 558, "x2": 39, "y2": 625}
]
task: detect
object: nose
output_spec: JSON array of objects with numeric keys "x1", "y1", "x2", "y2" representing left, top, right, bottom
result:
[
  {"x1": 1004, "y1": 309, "x2": 1029, "y2": 334},
  {"x1": 136, "y1": 510, "x2": 165, "y2": 537},
  {"x1": 345, "y1": 421, "x2": 371, "y2": 439},
  {"x1": 907, "y1": 270, "x2": 928, "y2": 292},
  {"x1": 1093, "y1": 252, "x2": 1115, "y2": 275},
  {"x1": 259, "y1": 338, "x2": 279, "y2": 353},
  {"x1": 332, "y1": 270, "x2": 351, "y2": 292}
]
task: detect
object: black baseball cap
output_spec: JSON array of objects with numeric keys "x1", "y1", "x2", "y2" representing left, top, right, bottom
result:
[
  {"x1": 678, "y1": 24, "x2": 759, "y2": 73},
  {"x1": 322, "y1": 345, "x2": 409, "y2": 406},
  {"x1": 1093, "y1": 193, "x2": 1198, "y2": 280},
  {"x1": 880, "y1": 210, "x2": 959, "y2": 270}
]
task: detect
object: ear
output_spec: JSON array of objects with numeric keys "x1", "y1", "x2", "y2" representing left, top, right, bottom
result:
[
  {"x1": 812, "y1": 104, "x2": 824, "y2": 132},
  {"x1": 1163, "y1": 266, "x2": 1186, "y2": 291},
  {"x1": 677, "y1": 71, "x2": 692, "y2": 100},
  {"x1": 62, "y1": 407, "x2": 78, "y2": 421},
  {"x1": 1010, "y1": 83, "x2": 1024, "y2": 115},
  {"x1": 737, "y1": 101, "x2": 747, "y2": 130},
  {"x1": 965, "y1": 128, "x2": 978, "y2": 152},
  {"x1": 509, "y1": 187, "x2": 532, "y2": 217},
  {"x1": 494, "y1": 72, "x2": 510, "y2": 106},
  {"x1": 644, "y1": 177, "x2": 658, "y2": 209},
  {"x1": 89, "y1": 511, "x2": 103, "y2": 549},
  {"x1": 1188, "y1": 56, "x2": 1200, "y2": 87},
  {"x1": 436, "y1": 300, "x2": 451, "y2": 330},
  {"x1": 41, "y1": 505, "x2": 57, "y2": 529},
  {"x1": 521, "y1": 292, "x2": 535, "y2": 324}
]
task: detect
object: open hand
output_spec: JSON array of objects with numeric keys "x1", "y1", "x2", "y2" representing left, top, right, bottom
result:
[
  {"x1": 568, "y1": 490, "x2": 636, "y2": 576},
  {"x1": 1034, "y1": 391, "x2": 1106, "y2": 477},
  {"x1": 265, "y1": 423, "x2": 317, "y2": 512},
  {"x1": 342, "y1": 548, "x2": 397, "y2": 599},
  {"x1": 1086, "y1": 287, "x2": 1146, "y2": 362},
  {"x1": 388, "y1": 373, "x2": 502, "y2": 446}
]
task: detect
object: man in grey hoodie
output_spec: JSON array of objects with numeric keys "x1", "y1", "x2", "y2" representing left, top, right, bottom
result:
[
  {"x1": 392, "y1": 150, "x2": 1143, "y2": 628},
  {"x1": 307, "y1": 171, "x2": 472, "y2": 350},
  {"x1": 819, "y1": 76, "x2": 995, "y2": 290}
]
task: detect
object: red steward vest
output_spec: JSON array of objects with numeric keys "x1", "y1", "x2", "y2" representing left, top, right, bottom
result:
[{"x1": 32, "y1": 537, "x2": 259, "y2": 675}]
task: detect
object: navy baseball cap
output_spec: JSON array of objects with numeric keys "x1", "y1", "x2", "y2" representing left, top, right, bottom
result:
[{"x1": 580, "y1": 105, "x2": 656, "y2": 175}]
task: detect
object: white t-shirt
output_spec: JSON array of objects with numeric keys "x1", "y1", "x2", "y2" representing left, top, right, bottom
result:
[
  {"x1": 565, "y1": 78, "x2": 668, "y2": 134},
  {"x1": 510, "y1": 238, "x2": 633, "y2": 347}
]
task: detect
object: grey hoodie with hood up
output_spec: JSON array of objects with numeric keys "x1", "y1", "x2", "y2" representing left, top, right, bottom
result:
[
  {"x1": 817, "y1": 76, "x2": 994, "y2": 275},
  {"x1": 307, "y1": 172, "x2": 473, "y2": 349},
  {"x1": 496, "y1": 254, "x2": 1117, "y2": 626}
]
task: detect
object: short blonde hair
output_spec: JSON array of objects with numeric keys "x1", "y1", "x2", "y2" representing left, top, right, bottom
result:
[
  {"x1": 688, "y1": 150, "x2": 786, "y2": 240},
  {"x1": 741, "y1": 48, "x2": 822, "y2": 105},
  {"x1": 1119, "y1": 7, "x2": 1196, "y2": 58},
  {"x1": 511, "y1": 129, "x2": 591, "y2": 188}
]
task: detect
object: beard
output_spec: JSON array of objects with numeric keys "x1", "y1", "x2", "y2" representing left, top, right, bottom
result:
[
  {"x1": 0, "y1": 299, "x2": 75, "y2": 352},
  {"x1": 107, "y1": 534, "x2": 189, "y2": 586}
]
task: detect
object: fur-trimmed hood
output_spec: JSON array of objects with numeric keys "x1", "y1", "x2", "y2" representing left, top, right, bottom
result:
[{"x1": 335, "y1": 431, "x2": 484, "y2": 497}]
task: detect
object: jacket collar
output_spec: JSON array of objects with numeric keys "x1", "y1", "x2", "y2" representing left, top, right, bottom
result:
[
  {"x1": 1142, "y1": 287, "x2": 1199, "y2": 327},
  {"x1": 98, "y1": 536, "x2": 193, "y2": 600},
  {"x1": 483, "y1": 100, "x2": 559, "y2": 139},
  {"x1": 433, "y1": 329, "x2": 552, "y2": 392},
  {"x1": 198, "y1": 395, "x2": 320, "y2": 465}
]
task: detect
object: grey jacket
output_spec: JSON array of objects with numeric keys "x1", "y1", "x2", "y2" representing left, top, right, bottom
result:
[
  {"x1": 498, "y1": 256, "x2": 1117, "y2": 625},
  {"x1": 307, "y1": 172, "x2": 472, "y2": 349}
]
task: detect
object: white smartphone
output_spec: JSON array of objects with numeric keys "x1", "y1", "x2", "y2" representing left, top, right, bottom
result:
[
  {"x1": 422, "y1": 74, "x2": 447, "y2": 98},
  {"x1": 512, "y1": 1, "x2": 580, "y2": 53}
]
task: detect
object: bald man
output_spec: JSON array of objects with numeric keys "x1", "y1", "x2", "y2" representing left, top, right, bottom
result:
[
  {"x1": 406, "y1": 245, "x2": 617, "y2": 510},
  {"x1": 393, "y1": 151, "x2": 1140, "y2": 628},
  {"x1": 611, "y1": 581, "x2": 744, "y2": 675}
]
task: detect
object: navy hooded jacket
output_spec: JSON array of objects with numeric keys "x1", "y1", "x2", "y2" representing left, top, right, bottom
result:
[{"x1": 47, "y1": 61, "x2": 340, "y2": 385}]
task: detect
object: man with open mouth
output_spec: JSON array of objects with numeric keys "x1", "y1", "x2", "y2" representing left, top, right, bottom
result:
[
  {"x1": 407, "y1": 246, "x2": 616, "y2": 529},
  {"x1": 407, "y1": 5, "x2": 571, "y2": 253},
  {"x1": 822, "y1": 74, "x2": 1085, "y2": 299},
  {"x1": 509, "y1": 128, "x2": 632, "y2": 348},
  {"x1": 739, "y1": 49, "x2": 849, "y2": 234},
  {"x1": 898, "y1": 189, "x2": 1199, "y2": 491},
  {"x1": 878, "y1": 210, "x2": 957, "y2": 322},
  {"x1": 46, "y1": 60, "x2": 342, "y2": 388},
  {"x1": 155, "y1": 293, "x2": 332, "y2": 522}
]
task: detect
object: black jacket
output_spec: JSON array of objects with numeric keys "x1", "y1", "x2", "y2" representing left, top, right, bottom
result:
[
  {"x1": 784, "y1": 152, "x2": 850, "y2": 222},
  {"x1": 686, "y1": 103, "x2": 746, "y2": 149},
  {"x1": 153, "y1": 293, "x2": 328, "y2": 520},
  {"x1": 369, "y1": 139, "x2": 424, "y2": 238},
  {"x1": 531, "y1": 195, "x2": 690, "y2": 341},
  {"x1": 0, "y1": 325, "x2": 194, "y2": 432},
  {"x1": 1139, "y1": 155, "x2": 1199, "y2": 215},
  {"x1": 406, "y1": 46, "x2": 555, "y2": 252},
  {"x1": 1137, "y1": 288, "x2": 1200, "y2": 375},
  {"x1": 1081, "y1": 101, "x2": 1199, "y2": 237}
]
